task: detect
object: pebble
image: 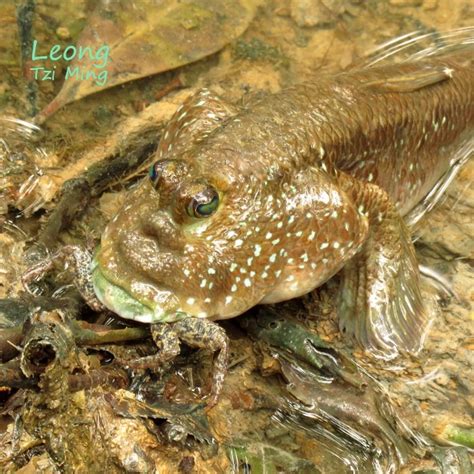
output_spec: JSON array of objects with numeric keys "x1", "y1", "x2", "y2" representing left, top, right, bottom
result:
[
  {"x1": 290, "y1": 0, "x2": 347, "y2": 27},
  {"x1": 434, "y1": 371, "x2": 450, "y2": 387},
  {"x1": 56, "y1": 26, "x2": 71, "y2": 40}
]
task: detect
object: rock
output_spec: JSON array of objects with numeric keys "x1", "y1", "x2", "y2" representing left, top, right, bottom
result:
[
  {"x1": 290, "y1": 0, "x2": 348, "y2": 27},
  {"x1": 56, "y1": 26, "x2": 71, "y2": 40},
  {"x1": 434, "y1": 371, "x2": 450, "y2": 387}
]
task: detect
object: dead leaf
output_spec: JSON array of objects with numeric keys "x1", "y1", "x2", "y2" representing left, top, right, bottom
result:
[{"x1": 36, "y1": 0, "x2": 259, "y2": 122}]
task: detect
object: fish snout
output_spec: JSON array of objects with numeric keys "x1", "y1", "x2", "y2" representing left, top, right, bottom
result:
[{"x1": 140, "y1": 210, "x2": 185, "y2": 251}]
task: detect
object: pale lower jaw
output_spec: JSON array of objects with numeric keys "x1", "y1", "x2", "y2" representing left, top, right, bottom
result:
[{"x1": 91, "y1": 260, "x2": 188, "y2": 324}]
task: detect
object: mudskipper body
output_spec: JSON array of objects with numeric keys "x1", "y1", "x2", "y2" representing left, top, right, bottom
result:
[{"x1": 24, "y1": 30, "x2": 474, "y2": 407}]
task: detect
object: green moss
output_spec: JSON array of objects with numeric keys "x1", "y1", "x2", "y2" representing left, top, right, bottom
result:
[
  {"x1": 92, "y1": 105, "x2": 113, "y2": 124},
  {"x1": 163, "y1": 3, "x2": 213, "y2": 30},
  {"x1": 442, "y1": 425, "x2": 474, "y2": 449},
  {"x1": 294, "y1": 30, "x2": 309, "y2": 48},
  {"x1": 68, "y1": 18, "x2": 87, "y2": 39},
  {"x1": 0, "y1": 91, "x2": 11, "y2": 108},
  {"x1": 232, "y1": 38, "x2": 288, "y2": 66}
]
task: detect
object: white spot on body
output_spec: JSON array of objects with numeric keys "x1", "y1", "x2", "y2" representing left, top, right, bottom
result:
[{"x1": 443, "y1": 66, "x2": 454, "y2": 78}]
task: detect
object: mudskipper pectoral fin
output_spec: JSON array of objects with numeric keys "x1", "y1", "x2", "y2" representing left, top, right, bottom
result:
[{"x1": 336, "y1": 172, "x2": 430, "y2": 359}]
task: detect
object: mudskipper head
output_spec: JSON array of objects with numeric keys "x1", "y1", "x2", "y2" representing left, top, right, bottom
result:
[
  {"x1": 92, "y1": 141, "x2": 367, "y2": 324},
  {"x1": 93, "y1": 144, "x2": 265, "y2": 323}
]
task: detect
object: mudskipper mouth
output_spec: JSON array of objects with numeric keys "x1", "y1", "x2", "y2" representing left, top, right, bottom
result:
[{"x1": 91, "y1": 256, "x2": 188, "y2": 323}]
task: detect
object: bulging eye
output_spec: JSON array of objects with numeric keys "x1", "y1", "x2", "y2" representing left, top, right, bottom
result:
[
  {"x1": 149, "y1": 160, "x2": 167, "y2": 187},
  {"x1": 186, "y1": 187, "x2": 219, "y2": 218}
]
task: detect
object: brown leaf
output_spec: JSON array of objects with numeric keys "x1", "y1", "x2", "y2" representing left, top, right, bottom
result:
[{"x1": 36, "y1": 0, "x2": 259, "y2": 122}]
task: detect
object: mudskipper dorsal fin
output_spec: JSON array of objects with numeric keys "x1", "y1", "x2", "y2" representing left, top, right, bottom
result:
[
  {"x1": 363, "y1": 65, "x2": 452, "y2": 93},
  {"x1": 359, "y1": 27, "x2": 474, "y2": 68},
  {"x1": 157, "y1": 88, "x2": 239, "y2": 159}
]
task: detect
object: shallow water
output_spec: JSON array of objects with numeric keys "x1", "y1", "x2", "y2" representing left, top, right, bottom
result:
[{"x1": 0, "y1": 1, "x2": 472, "y2": 472}]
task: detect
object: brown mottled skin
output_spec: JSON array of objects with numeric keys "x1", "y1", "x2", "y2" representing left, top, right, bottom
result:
[{"x1": 23, "y1": 48, "x2": 473, "y2": 407}]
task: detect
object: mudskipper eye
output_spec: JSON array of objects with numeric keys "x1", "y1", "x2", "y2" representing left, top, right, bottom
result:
[
  {"x1": 187, "y1": 187, "x2": 219, "y2": 218},
  {"x1": 149, "y1": 160, "x2": 167, "y2": 187}
]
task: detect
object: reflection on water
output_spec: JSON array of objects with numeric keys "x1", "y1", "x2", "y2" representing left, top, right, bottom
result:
[
  {"x1": 0, "y1": 117, "x2": 48, "y2": 215},
  {"x1": 0, "y1": 0, "x2": 472, "y2": 472}
]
